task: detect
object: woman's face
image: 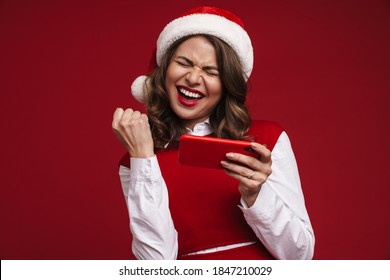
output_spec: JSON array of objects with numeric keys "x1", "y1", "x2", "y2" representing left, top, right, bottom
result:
[{"x1": 165, "y1": 36, "x2": 223, "y2": 129}]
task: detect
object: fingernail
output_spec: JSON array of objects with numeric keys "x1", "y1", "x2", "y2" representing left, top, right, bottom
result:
[
  {"x1": 226, "y1": 153, "x2": 234, "y2": 159},
  {"x1": 221, "y1": 161, "x2": 228, "y2": 167}
]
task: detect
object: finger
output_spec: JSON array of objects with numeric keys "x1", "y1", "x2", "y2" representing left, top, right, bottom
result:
[
  {"x1": 128, "y1": 111, "x2": 149, "y2": 127},
  {"x1": 120, "y1": 109, "x2": 137, "y2": 128},
  {"x1": 225, "y1": 152, "x2": 262, "y2": 170},
  {"x1": 224, "y1": 152, "x2": 272, "y2": 177},
  {"x1": 131, "y1": 110, "x2": 142, "y2": 120},
  {"x1": 121, "y1": 108, "x2": 134, "y2": 122},
  {"x1": 141, "y1": 113, "x2": 150, "y2": 126},
  {"x1": 250, "y1": 142, "x2": 271, "y2": 162},
  {"x1": 223, "y1": 167, "x2": 266, "y2": 189},
  {"x1": 243, "y1": 170, "x2": 268, "y2": 184},
  {"x1": 112, "y1": 108, "x2": 124, "y2": 129},
  {"x1": 222, "y1": 152, "x2": 272, "y2": 177},
  {"x1": 129, "y1": 116, "x2": 148, "y2": 129},
  {"x1": 140, "y1": 113, "x2": 149, "y2": 121},
  {"x1": 221, "y1": 160, "x2": 254, "y2": 179}
]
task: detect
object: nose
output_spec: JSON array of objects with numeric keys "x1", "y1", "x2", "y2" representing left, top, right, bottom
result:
[{"x1": 185, "y1": 67, "x2": 202, "y2": 85}]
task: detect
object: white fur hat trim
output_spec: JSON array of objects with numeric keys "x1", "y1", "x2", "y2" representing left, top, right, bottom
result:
[
  {"x1": 157, "y1": 13, "x2": 253, "y2": 78},
  {"x1": 131, "y1": 11, "x2": 253, "y2": 103}
]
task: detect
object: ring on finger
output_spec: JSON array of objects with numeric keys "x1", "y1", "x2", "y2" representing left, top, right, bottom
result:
[{"x1": 247, "y1": 170, "x2": 255, "y2": 179}]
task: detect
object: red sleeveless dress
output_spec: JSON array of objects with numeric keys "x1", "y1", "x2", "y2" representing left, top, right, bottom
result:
[{"x1": 120, "y1": 120, "x2": 283, "y2": 259}]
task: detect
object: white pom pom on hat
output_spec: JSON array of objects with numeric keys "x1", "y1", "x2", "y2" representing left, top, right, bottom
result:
[
  {"x1": 131, "y1": 75, "x2": 148, "y2": 103},
  {"x1": 131, "y1": 6, "x2": 254, "y2": 103}
]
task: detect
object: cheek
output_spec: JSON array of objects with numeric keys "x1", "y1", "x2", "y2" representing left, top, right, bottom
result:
[
  {"x1": 165, "y1": 66, "x2": 173, "y2": 85},
  {"x1": 165, "y1": 63, "x2": 184, "y2": 83},
  {"x1": 208, "y1": 81, "x2": 223, "y2": 100},
  {"x1": 165, "y1": 67, "x2": 176, "y2": 94},
  {"x1": 206, "y1": 87, "x2": 223, "y2": 112}
]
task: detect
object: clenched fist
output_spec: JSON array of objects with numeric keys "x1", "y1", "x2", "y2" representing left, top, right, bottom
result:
[{"x1": 112, "y1": 108, "x2": 154, "y2": 158}]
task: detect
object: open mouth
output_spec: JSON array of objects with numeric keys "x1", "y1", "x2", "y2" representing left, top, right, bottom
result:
[
  {"x1": 177, "y1": 86, "x2": 204, "y2": 100},
  {"x1": 176, "y1": 86, "x2": 205, "y2": 107}
]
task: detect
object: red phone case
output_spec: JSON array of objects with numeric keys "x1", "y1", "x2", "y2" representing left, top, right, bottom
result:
[{"x1": 178, "y1": 134, "x2": 258, "y2": 169}]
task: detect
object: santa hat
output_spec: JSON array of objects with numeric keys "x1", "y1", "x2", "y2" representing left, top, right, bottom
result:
[{"x1": 131, "y1": 6, "x2": 253, "y2": 102}]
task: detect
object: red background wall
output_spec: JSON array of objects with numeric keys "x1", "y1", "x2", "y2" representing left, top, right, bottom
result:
[{"x1": 0, "y1": 0, "x2": 389, "y2": 259}]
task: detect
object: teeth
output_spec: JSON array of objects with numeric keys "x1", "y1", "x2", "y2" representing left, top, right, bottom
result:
[{"x1": 179, "y1": 88, "x2": 202, "y2": 99}]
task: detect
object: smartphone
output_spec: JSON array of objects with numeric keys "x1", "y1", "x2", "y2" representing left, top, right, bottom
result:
[{"x1": 178, "y1": 134, "x2": 258, "y2": 169}]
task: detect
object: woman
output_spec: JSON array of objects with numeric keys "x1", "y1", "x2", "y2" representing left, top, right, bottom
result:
[{"x1": 112, "y1": 6, "x2": 315, "y2": 260}]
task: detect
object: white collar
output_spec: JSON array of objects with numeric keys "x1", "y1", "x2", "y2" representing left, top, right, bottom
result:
[
  {"x1": 185, "y1": 119, "x2": 214, "y2": 136},
  {"x1": 163, "y1": 119, "x2": 214, "y2": 149}
]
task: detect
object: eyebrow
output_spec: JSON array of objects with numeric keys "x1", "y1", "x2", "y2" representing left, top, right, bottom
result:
[{"x1": 176, "y1": 56, "x2": 219, "y2": 71}]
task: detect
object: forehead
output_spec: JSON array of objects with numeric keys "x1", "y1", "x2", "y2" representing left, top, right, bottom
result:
[{"x1": 174, "y1": 36, "x2": 218, "y2": 64}]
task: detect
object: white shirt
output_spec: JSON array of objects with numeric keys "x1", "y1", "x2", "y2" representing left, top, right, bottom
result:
[{"x1": 119, "y1": 122, "x2": 315, "y2": 260}]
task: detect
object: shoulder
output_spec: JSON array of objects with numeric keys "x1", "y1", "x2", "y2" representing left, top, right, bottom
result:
[{"x1": 248, "y1": 120, "x2": 284, "y2": 151}]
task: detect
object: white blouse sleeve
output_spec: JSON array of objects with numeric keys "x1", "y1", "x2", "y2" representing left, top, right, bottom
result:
[
  {"x1": 239, "y1": 132, "x2": 315, "y2": 259},
  {"x1": 119, "y1": 156, "x2": 178, "y2": 259}
]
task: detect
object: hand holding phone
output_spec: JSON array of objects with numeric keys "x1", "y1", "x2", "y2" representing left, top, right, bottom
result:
[{"x1": 178, "y1": 134, "x2": 258, "y2": 169}]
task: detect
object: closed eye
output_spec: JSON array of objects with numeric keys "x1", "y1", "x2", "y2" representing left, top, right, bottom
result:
[
  {"x1": 202, "y1": 66, "x2": 220, "y2": 77},
  {"x1": 174, "y1": 56, "x2": 219, "y2": 76},
  {"x1": 175, "y1": 56, "x2": 193, "y2": 67}
]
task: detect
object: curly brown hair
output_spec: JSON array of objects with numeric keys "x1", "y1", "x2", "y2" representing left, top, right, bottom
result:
[{"x1": 144, "y1": 35, "x2": 252, "y2": 148}]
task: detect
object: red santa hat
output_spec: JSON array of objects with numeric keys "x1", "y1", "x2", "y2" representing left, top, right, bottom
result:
[{"x1": 131, "y1": 6, "x2": 253, "y2": 102}]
